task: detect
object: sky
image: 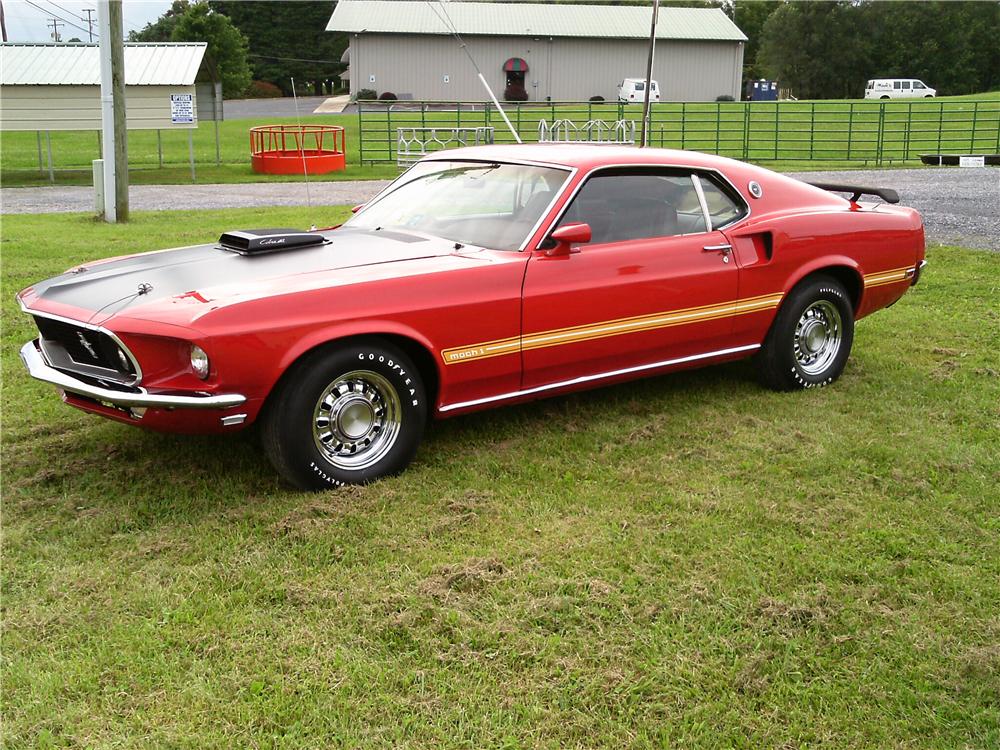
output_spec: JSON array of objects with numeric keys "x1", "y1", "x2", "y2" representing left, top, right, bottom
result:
[{"x1": 2, "y1": 0, "x2": 173, "y2": 42}]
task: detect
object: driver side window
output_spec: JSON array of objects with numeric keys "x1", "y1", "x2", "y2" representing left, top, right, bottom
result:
[{"x1": 555, "y1": 170, "x2": 707, "y2": 245}]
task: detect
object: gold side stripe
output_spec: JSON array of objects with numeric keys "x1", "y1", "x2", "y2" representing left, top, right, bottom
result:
[
  {"x1": 441, "y1": 292, "x2": 784, "y2": 365},
  {"x1": 865, "y1": 270, "x2": 909, "y2": 281},
  {"x1": 863, "y1": 265, "x2": 913, "y2": 287},
  {"x1": 865, "y1": 276, "x2": 909, "y2": 289}
]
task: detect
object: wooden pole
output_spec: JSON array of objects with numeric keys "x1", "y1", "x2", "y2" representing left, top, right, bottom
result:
[
  {"x1": 639, "y1": 0, "x2": 659, "y2": 148},
  {"x1": 110, "y1": 1, "x2": 128, "y2": 220},
  {"x1": 98, "y1": 1, "x2": 128, "y2": 222}
]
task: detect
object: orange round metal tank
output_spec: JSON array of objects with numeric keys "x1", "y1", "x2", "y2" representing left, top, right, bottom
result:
[{"x1": 250, "y1": 124, "x2": 346, "y2": 175}]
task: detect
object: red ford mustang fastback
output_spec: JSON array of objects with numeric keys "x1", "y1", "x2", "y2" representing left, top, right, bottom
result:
[{"x1": 18, "y1": 145, "x2": 925, "y2": 489}]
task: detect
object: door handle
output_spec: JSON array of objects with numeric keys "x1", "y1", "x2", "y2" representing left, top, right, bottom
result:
[{"x1": 703, "y1": 243, "x2": 732, "y2": 263}]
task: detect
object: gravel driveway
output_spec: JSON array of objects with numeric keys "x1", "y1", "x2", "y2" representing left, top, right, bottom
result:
[
  {"x1": 1, "y1": 180, "x2": 392, "y2": 215},
  {"x1": 791, "y1": 167, "x2": 1000, "y2": 252},
  {"x1": 3, "y1": 166, "x2": 997, "y2": 250}
]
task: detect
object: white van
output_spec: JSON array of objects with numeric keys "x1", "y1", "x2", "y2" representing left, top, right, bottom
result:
[
  {"x1": 618, "y1": 78, "x2": 660, "y2": 104},
  {"x1": 864, "y1": 79, "x2": 936, "y2": 99}
]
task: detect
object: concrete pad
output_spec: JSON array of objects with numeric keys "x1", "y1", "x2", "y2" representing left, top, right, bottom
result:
[{"x1": 314, "y1": 95, "x2": 351, "y2": 114}]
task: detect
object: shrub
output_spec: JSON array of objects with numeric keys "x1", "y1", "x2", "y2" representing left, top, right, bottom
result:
[
  {"x1": 716, "y1": 94, "x2": 735, "y2": 102},
  {"x1": 589, "y1": 95, "x2": 605, "y2": 102},
  {"x1": 378, "y1": 91, "x2": 398, "y2": 101},
  {"x1": 504, "y1": 84, "x2": 529, "y2": 102},
  {"x1": 355, "y1": 88, "x2": 377, "y2": 101},
  {"x1": 248, "y1": 80, "x2": 283, "y2": 98}
]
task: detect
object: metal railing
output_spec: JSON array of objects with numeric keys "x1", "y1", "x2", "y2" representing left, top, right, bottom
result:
[
  {"x1": 396, "y1": 126, "x2": 494, "y2": 167},
  {"x1": 538, "y1": 119, "x2": 636, "y2": 144},
  {"x1": 358, "y1": 99, "x2": 1000, "y2": 166}
]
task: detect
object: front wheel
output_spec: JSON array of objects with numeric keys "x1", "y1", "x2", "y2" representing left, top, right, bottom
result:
[
  {"x1": 756, "y1": 276, "x2": 855, "y2": 391},
  {"x1": 262, "y1": 339, "x2": 427, "y2": 490}
]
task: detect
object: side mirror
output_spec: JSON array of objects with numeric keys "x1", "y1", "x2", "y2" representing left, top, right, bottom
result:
[
  {"x1": 351, "y1": 203, "x2": 365, "y2": 214},
  {"x1": 545, "y1": 222, "x2": 592, "y2": 256}
]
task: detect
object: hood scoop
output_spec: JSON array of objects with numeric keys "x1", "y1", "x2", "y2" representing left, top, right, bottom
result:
[{"x1": 218, "y1": 228, "x2": 329, "y2": 256}]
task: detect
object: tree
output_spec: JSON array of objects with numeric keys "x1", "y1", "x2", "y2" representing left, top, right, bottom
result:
[
  {"x1": 859, "y1": 1, "x2": 1000, "y2": 96},
  {"x1": 128, "y1": 0, "x2": 190, "y2": 42},
  {"x1": 130, "y1": 1, "x2": 251, "y2": 98},
  {"x1": 757, "y1": 0, "x2": 1000, "y2": 99},
  {"x1": 209, "y1": 1, "x2": 348, "y2": 95},
  {"x1": 172, "y1": 3, "x2": 251, "y2": 97},
  {"x1": 732, "y1": 1, "x2": 780, "y2": 82},
  {"x1": 757, "y1": 1, "x2": 870, "y2": 99}
]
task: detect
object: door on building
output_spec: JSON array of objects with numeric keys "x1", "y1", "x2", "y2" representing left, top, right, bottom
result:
[{"x1": 503, "y1": 57, "x2": 529, "y2": 100}]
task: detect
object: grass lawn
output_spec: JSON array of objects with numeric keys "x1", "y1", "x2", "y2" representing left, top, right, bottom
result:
[
  {"x1": 2, "y1": 92, "x2": 997, "y2": 187},
  {"x1": 2, "y1": 209, "x2": 999, "y2": 748}
]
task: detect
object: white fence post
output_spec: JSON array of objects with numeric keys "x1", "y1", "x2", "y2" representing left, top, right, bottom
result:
[{"x1": 92, "y1": 159, "x2": 105, "y2": 214}]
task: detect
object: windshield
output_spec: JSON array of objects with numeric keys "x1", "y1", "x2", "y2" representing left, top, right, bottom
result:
[{"x1": 346, "y1": 161, "x2": 569, "y2": 251}]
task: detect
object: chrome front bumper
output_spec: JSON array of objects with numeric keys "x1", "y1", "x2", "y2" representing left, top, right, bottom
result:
[{"x1": 20, "y1": 339, "x2": 246, "y2": 410}]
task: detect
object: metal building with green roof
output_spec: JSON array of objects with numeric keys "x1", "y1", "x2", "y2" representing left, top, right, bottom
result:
[{"x1": 327, "y1": 0, "x2": 747, "y2": 102}]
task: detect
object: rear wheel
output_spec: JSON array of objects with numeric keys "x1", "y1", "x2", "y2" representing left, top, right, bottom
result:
[
  {"x1": 756, "y1": 276, "x2": 855, "y2": 391},
  {"x1": 262, "y1": 339, "x2": 426, "y2": 490}
]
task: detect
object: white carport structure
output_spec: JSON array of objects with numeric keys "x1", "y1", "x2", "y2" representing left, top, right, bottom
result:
[{"x1": 0, "y1": 42, "x2": 210, "y2": 181}]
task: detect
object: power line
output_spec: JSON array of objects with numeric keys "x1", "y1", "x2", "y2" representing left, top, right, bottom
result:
[
  {"x1": 42, "y1": 1, "x2": 96, "y2": 43},
  {"x1": 23, "y1": 0, "x2": 91, "y2": 37},
  {"x1": 41, "y1": 0, "x2": 81, "y2": 19},
  {"x1": 248, "y1": 52, "x2": 341, "y2": 65}
]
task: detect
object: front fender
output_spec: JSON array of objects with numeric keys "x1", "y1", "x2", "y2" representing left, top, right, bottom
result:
[{"x1": 274, "y1": 319, "x2": 440, "y2": 380}]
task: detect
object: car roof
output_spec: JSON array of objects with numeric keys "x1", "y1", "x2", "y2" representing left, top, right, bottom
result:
[{"x1": 425, "y1": 143, "x2": 743, "y2": 172}]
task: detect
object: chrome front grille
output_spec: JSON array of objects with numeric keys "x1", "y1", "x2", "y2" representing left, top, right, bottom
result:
[{"x1": 33, "y1": 315, "x2": 139, "y2": 385}]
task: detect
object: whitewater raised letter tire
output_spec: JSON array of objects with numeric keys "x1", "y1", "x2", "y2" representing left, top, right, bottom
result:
[
  {"x1": 756, "y1": 276, "x2": 855, "y2": 391},
  {"x1": 262, "y1": 340, "x2": 426, "y2": 489}
]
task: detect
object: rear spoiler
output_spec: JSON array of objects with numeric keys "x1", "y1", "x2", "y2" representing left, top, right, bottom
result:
[{"x1": 807, "y1": 182, "x2": 900, "y2": 204}]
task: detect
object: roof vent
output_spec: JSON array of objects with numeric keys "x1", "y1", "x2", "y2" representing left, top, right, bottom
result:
[{"x1": 218, "y1": 228, "x2": 328, "y2": 255}]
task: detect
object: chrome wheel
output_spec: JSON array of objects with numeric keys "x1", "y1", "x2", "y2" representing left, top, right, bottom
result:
[
  {"x1": 312, "y1": 370, "x2": 402, "y2": 470},
  {"x1": 793, "y1": 300, "x2": 843, "y2": 376}
]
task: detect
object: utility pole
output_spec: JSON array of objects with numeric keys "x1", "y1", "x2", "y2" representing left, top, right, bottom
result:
[
  {"x1": 0, "y1": 1, "x2": 8, "y2": 43},
  {"x1": 47, "y1": 17, "x2": 64, "y2": 42},
  {"x1": 639, "y1": 0, "x2": 659, "y2": 148},
  {"x1": 98, "y1": 0, "x2": 128, "y2": 222},
  {"x1": 82, "y1": 8, "x2": 96, "y2": 42}
]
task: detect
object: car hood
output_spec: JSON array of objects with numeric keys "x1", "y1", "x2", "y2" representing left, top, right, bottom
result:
[{"x1": 21, "y1": 227, "x2": 465, "y2": 326}]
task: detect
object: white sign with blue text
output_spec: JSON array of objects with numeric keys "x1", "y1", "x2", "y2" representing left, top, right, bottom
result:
[{"x1": 170, "y1": 94, "x2": 195, "y2": 124}]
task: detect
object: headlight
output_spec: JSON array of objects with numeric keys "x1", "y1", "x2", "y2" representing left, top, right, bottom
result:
[{"x1": 190, "y1": 345, "x2": 210, "y2": 379}]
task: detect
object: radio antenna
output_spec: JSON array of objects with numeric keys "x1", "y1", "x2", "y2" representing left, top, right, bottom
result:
[
  {"x1": 290, "y1": 77, "x2": 315, "y2": 227},
  {"x1": 426, "y1": 0, "x2": 521, "y2": 143}
]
